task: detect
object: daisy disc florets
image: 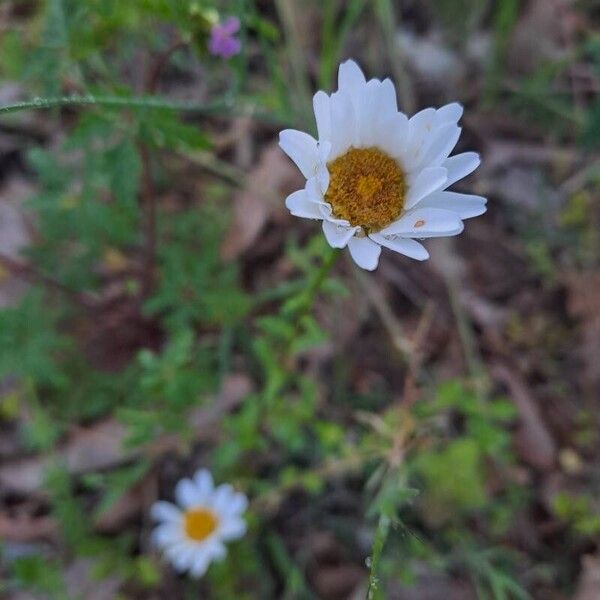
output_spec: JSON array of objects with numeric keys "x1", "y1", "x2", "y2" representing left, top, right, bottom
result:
[{"x1": 279, "y1": 60, "x2": 487, "y2": 270}]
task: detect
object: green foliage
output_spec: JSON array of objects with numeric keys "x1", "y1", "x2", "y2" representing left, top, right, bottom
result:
[
  {"x1": 553, "y1": 492, "x2": 600, "y2": 537},
  {"x1": 485, "y1": 0, "x2": 520, "y2": 103},
  {"x1": 6, "y1": 555, "x2": 66, "y2": 599},
  {"x1": 145, "y1": 204, "x2": 250, "y2": 332},
  {"x1": 26, "y1": 122, "x2": 141, "y2": 290},
  {"x1": 465, "y1": 547, "x2": 531, "y2": 600},
  {"x1": 118, "y1": 328, "x2": 220, "y2": 447},
  {"x1": 0, "y1": 291, "x2": 71, "y2": 389},
  {"x1": 418, "y1": 438, "x2": 487, "y2": 523},
  {"x1": 363, "y1": 381, "x2": 524, "y2": 597},
  {"x1": 0, "y1": 1, "x2": 591, "y2": 598}
]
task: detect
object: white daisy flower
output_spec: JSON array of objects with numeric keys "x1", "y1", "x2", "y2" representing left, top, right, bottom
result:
[
  {"x1": 279, "y1": 59, "x2": 487, "y2": 271},
  {"x1": 150, "y1": 469, "x2": 248, "y2": 578}
]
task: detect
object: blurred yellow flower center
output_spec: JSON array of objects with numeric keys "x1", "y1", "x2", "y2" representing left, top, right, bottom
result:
[
  {"x1": 184, "y1": 508, "x2": 218, "y2": 541},
  {"x1": 325, "y1": 147, "x2": 406, "y2": 233}
]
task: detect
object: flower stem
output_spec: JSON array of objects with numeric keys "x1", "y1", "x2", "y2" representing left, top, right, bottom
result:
[
  {"x1": 367, "y1": 514, "x2": 392, "y2": 600},
  {"x1": 263, "y1": 245, "x2": 340, "y2": 404},
  {"x1": 0, "y1": 95, "x2": 285, "y2": 125},
  {"x1": 0, "y1": 95, "x2": 228, "y2": 116},
  {"x1": 297, "y1": 245, "x2": 339, "y2": 313}
]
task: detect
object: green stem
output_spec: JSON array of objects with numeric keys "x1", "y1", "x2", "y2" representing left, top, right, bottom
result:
[
  {"x1": 0, "y1": 94, "x2": 285, "y2": 124},
  {"x1": 263, "y1": 246, "x2": 340, "y2": 403},
  {"x1": 299, "y1": 245, "x2": 339, "y2": 310},
  {"x1": 367, "y1": 514, "x2": 392, "y2": 600},
  {"x1": 0, "y1": 94, "x2": 227, "y2": 116}
]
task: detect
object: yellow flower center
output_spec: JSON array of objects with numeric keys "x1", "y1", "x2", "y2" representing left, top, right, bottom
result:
[
  {"x1": 184, "y1": 508, "x2": 218, "y2": 542},
  {"x1": 325, "y1": 147, "x2": 406, "y2": 233}
]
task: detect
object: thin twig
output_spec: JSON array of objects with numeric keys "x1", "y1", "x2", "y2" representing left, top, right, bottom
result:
[
  {"x1": 137, "y1": 144, "x2": 157, "y2": 299},
  {"x1": 136, "y1": 40, "x2": 190, "y2": 298},
  {"x1": 0, "y1": 253, "x2": 97, "y2": 309},
  {"x1": 145, "y1": 39, "x2": 187, "y2": 93}
]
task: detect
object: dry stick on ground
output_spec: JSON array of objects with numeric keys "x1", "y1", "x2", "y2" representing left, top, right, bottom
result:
[{"x1": 0, "y1": 252, "x2": 98, "y2": 309}]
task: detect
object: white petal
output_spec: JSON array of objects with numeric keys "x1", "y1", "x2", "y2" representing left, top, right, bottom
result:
[
  {"x1": 322, "y1": 220, "x2": 358, "y2": 248},
  {"x1": 170, "y1": 544, "x2": 197, "y2": 573},
  {"x1": 381, "y1": 207, "x2": 464, "y2": 238},
  {"x1": 152, "y1": 523, "x2": 182, "y2": 548},
  {"x1": 405, "y1": 167, "x2": 448, "y2": 209},
  {"x1": 219, "y1": 517, "x2": 247, "y2": 540},
  {"x1": 285, "y1": 189, "x2": 323, "y2": 220},
  {"x1": 379, "y1": 78, "x2": 398, "y2": 116},
  {"x1": 193, "y1": 469, "x2": 214, "y2": 503},
  {"x1": 316, "y1": 164, "x2": 330, "y2": 194},
  {"x1": 165, "y1": 541, "x2": 191, "y2": 560},
  {"x1": 376, "y1": 112, "x2": 409, "y2": 157},
  {"x1": 329, "y1": 91, "x2": 354, "y2": 159},
  {"x1": 408, "y1": 108, "x2": 437, "y2": 140},
  {"x1": 419, "y1": 124, "x2": 461, "y2": 168},
  {"x1": 175, "y1": 478, "x2": 202, "y2": 508},
  {"x1": 279, "y1": 129, "x2": 318, "y2": 179},
  {"x1": 151, "y1": 501, "x2": 182, "y2": 523},
  {"x1": 435, "y1": 102, "x2": 463, "y2": 125},
  {"x1": 443, "y1": 152, "x2": 480, "y2": 187},
  {"x1": 216, "y1": 491, "x2": 249, "y2": 518},
  {"x1": 226, "y1": 492, "x2": 249, "y2": 516},
  {"x1": 189, "y1": 547, "x2": 212, "y2": 579},
  {"x1": 211, "y1": 484, "x2": 234, "y2": 512},
  {"x1": 369, "y1": 234, "x2": 429, "y2": 261},
  {"x1": 305, "y1": 176, "x2": 325, "y2": 202},
  {"x1": 318, "y1": 202, "x2": 336, "y2": 220},
  {"x1": 337, "y1": 59, "x2": 367, "y2": 98},
  {"x1": 313, "y1": 91, "x2": 331, "y2": 141},
  {"x1": 354, "y1": 79, "x2": 381, "y2": 146},
  {"x1": 417, "y1": 191, "x2": 487, "y2": 219},
  {"x1": 205, "y1": 539, "x2": 227, "y2": 561},
  {"x1": 347, "y1": 236, "x2": 381, "y2": 271},
  {"x1": 403, "y1": 108, "x2": 437, "y2": 171}
]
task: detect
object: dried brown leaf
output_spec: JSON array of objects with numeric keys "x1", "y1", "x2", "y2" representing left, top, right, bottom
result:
[
  {"x1": 574, "y1": 554, "x2": 600, "y2": 600},
  {"x1": 492, "y1": 362, "x2": 557, "y2": 471},
  {"x1": 0, "y1": 374, "x2": 252, "y2": 495},
  {"x1": 220, "y1": 143, "x2": 301, "y2": 260},
  {"x1": 564, "y1": 271, "x2": 600, "y2": 396},
  {"x1": 0, "y1": 512, "x2": 57, "y2": 542}
]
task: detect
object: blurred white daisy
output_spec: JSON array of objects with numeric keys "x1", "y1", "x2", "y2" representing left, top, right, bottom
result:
[
  {"x1": 151, "y1": 469, "x2": 248, "y2": 578},
  {"x1": 279, "y1": 59, "x2": 486, "y2": 271}
]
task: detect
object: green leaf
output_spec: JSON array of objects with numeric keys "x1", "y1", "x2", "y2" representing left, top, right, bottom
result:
[{"x1": 105, "y1": 139, "x2": 141, "y2": 206}]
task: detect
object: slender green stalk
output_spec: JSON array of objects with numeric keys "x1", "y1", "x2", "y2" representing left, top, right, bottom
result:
[
  {"x1": 0, "y1": 94, "x2": 286, "y2": 125},
  {"x1": 275, "y1": 0, "x2": 314, "y2": 129},
  {"x1": 263, "y1": 246, "x2": 340, "y2": 404},
  {"x1": 374, "y1": 0, "x2": 415, "y2": 114},
  {"x1": 367, "y1": 514, "x2": 392, "y2": 600},
  {"x1": 297, "y1": 245, "x2": 339, "y2": 311},
  {"x1": 0, "y1": 95, "x2": 227, "y2": 116},
  {"x1": 319, "y1": 0, "x2": 369, "y2": 91},
  {"x1": 483, "y1": 0, "x2": 520, "y2": 104}
]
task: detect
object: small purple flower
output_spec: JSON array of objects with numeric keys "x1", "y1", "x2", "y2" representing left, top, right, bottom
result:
[{"x1": 208, "y1": 16, "x2": 242, "y2": 59}]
